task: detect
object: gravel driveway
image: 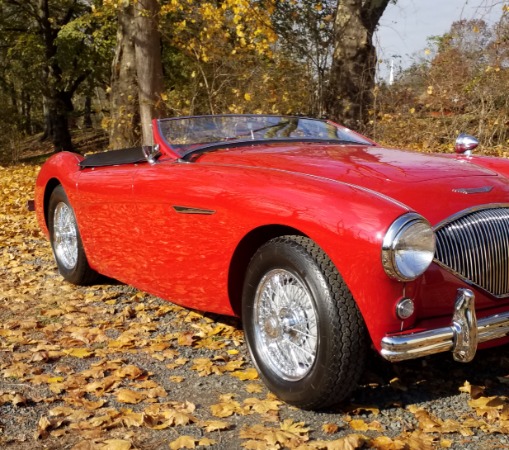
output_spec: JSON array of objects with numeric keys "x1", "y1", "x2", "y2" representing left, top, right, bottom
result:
[{"x1": 1, "y1": 165, "x2": 509, "y2": 449}]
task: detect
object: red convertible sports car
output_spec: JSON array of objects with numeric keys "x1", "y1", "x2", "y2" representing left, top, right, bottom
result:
[{"x1": 35, "y1": 114, "x2": 509, "y2": 410}]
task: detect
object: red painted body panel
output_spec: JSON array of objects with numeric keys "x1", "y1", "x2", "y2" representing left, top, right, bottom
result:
[
  {"x1": 74, "y1": 165, "x2": 138, "y2": 276},
  {"x1": 35, "y1": 138, "x2": 509, "y2": 354},
  {"x1": 454, "y1": 153, "x2": 509, "y2": 179},
  {"x1": 195, "y1": 143, "x2": 509, "y2": 225},
  {"x1": 35, "y1": 152, "x2": 83, "y2": 237}
]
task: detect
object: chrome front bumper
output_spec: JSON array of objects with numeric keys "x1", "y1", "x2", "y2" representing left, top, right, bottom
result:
[{"x1": 381, "y1": 288, "x2": 509, "y2": 362}]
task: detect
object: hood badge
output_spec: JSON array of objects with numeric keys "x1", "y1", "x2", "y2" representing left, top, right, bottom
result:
[{"x1": 453, "y1": 186, "x2": 493, "y2": 194}]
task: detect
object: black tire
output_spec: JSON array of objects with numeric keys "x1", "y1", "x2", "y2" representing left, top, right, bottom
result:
[
  {"x1": 242, "y1": 235, "x2": 367, "y2": 410},
  {"x1": 48, "y1": 185, "x2": 99, "y2": 285}
]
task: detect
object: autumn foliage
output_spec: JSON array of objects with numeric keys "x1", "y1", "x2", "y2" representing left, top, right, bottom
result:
[
  {"x1": 373, "y1": 12, "x2": 509, "y2": 155},
  {"x1": 3, "y1": 2, "x2": 509, "y2": 161}
]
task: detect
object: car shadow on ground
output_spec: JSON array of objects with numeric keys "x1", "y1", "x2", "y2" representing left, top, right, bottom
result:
[
  {"x1": 207, "y1": 311, "x2": 508, "y2": 412},
  {"x1": 343, "y1": 345, "x2": 509, "y2": 411}
]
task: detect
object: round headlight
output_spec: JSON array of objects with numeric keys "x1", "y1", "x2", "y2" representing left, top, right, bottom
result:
[{"x1": 382, "y1": 213, "x2": 436, "y2": 281}]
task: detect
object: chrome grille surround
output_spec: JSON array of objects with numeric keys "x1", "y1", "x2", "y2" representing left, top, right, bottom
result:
[{"x1": 434, "y1": 205, "x2": 509, "y2": 298}]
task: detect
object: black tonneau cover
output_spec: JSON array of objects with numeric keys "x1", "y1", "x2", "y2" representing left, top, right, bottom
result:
[{"x1": 79, "y1": 147, "x2": 146, "y2": 168}]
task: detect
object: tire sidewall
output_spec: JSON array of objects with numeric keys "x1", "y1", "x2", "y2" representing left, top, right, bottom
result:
[
  {"x1": 242, "y1": 239, "x2": 341, "y2": 406},
  {"x1": 48, "y1": 185, "x2": 88, "y2": 284}
]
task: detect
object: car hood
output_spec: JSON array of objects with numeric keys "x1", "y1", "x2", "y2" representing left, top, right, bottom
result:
[{"x1": 198, "y1": 142, "x2": 509, "y2": 224}]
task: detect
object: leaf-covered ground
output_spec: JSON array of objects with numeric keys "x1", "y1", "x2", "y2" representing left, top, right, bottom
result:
[{"x1": 1, "y1": 164, "x2": 509, "y2": 450}]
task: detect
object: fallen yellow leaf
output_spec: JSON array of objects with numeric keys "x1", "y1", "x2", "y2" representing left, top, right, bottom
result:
[
  {"x1": 64, "y1": 348, "x2": 94, "y2": 358},
  {"x1": 101, "y1": 439, "x2": 132, "y2": 450},
  {"x1": 169, "y1": 435, "x2": 196, "y2": 449},
  {"x1": 200, "y1": 420, "x2": 231, "y2": 432},
  {"x1": 230, "y1": 368, "x2": 259, "y2": 381},
  {"x1": 116, "y1": 389, "x2": 146, "y2": 404},
  {"x1": 322, "y1": 422, "x2": 339, "y2": 434}
]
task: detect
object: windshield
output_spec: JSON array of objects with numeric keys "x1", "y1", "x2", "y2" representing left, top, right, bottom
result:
[{"x1": 157, "y1": 115, "x2": 372, "y2": 158}]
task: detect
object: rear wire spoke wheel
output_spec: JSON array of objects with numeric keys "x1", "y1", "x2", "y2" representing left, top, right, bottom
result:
[
  {"x1": 242, "y1": 236, "x2": 367, "y2": 410},
  {"x1": 53, "y1": 202, "x2": 78, "y2": 270},
  {"x1": 48, "y1": 185, "x2": 99, "y2": 285}
]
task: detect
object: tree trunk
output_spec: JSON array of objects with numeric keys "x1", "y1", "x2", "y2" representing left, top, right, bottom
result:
[
  {"x1": 109, "y1": 2, "x2": 140, "y2": 148},
  {"x1": 325, "y1": 0, "x2": 390, "y2": 130},
  {"x1": 134, "y1": 0, "x2": 164, "y2": 145},
  {"x1": 42, "y1": 92, "x2": 75, "y2": 152},
  {"x1": 21, "y1": 91, "x2": 32, "y2": 134},
  {"x1": 37, "y1": 0, "x2": 80, "y2": 151},
  {"x1": 84, "y1": 95, "x2": 93, "y2": 129}
]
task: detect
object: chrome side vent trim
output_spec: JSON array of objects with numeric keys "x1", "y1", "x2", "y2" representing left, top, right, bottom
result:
[
  {"x1": 173, "y1": 206, "x2": 215, "y2": 215},
  {"x1": 434, "y1": 207, "x2": 509, "y2": 298}
]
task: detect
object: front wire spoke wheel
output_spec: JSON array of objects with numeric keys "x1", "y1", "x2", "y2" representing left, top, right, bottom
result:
[
  {"x1": 255, "y1": 269, "x2": 318, "y2": 381},
  {"x1": 243, "y1": 235, "x2": 367, "y2": 410}
]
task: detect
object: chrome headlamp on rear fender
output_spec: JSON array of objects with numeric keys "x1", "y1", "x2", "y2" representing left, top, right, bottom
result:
[{"x1": 382, "y1": 213, "x2": 436, "y2": 281}]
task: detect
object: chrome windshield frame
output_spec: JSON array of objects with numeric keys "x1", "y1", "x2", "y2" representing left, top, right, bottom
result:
[{"x1": 156, "y1": 114, "x2": 374, "y2": 158}]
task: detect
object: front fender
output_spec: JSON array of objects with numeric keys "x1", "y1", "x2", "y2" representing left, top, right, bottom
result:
[
  {"x1": 462, "y1": 154, "x2": 509, "y2": 178},
  {"x1": 202, "y1": 164, "x2": 413, "y2": 349}
]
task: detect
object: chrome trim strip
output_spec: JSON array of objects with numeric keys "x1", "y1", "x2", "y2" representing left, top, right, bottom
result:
[
  {"x1": 434, "y1": 207, "x2": 509, "y2": 298},
  {"x1": 433, "y1": 260, "x2": 509, "y2": 299},
  {"x1": 173, "y1": 206, "x2": 216, "y2": 215},
  {"x1": 433, "y1": 203, "x2": 509, "y2": 231},
  {"x1": 381, "y1": 289, "x2": 509, "y2": 362}
]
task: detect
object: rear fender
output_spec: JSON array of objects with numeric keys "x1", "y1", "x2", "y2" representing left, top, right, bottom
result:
[{"x1": 35, "y1": 152, "x2": 83, "y2": 236}]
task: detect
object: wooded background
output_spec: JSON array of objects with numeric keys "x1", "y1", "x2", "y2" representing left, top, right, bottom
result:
[{"x1": 1, "y1": 0, "x2": 508, "y2": 162}]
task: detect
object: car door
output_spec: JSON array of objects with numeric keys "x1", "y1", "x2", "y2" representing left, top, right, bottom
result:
[
  {"x1": 75, "y1": 164, "x2": 140, "y2": 279},
  {"x1": 130, "y1": 160, "x2": 236, "y2": 314}
]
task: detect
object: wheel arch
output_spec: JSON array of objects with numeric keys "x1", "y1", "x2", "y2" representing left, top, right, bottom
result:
[
  {"x1": 43, "y1": 178, "x2": 63, "y2": 229},
  {"x1": 228, "y1": 225, "x2": 308, "y2": 317}
]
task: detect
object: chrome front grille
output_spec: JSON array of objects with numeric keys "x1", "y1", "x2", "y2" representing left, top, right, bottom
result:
[{"x1": 434, "y1": 207, "x2": 509, "y2": 298}]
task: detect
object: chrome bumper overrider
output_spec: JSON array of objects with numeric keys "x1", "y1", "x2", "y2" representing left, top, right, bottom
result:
[{"x1": 381, "y1": 289, "x2": 509, "y2": 362}]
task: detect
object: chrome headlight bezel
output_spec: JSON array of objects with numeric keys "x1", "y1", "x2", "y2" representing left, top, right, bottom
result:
[{"x1": 382, "y1": 213, "x2": 436, "y2": 282}]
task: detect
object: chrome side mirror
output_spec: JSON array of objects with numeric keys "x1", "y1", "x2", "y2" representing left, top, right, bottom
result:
[
  {"x1": 142, "y1": 144, "x2": 161, "y2": 165},
  {"x1": 455, "y1": 134, "x2": 479, "y2": 156}
]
